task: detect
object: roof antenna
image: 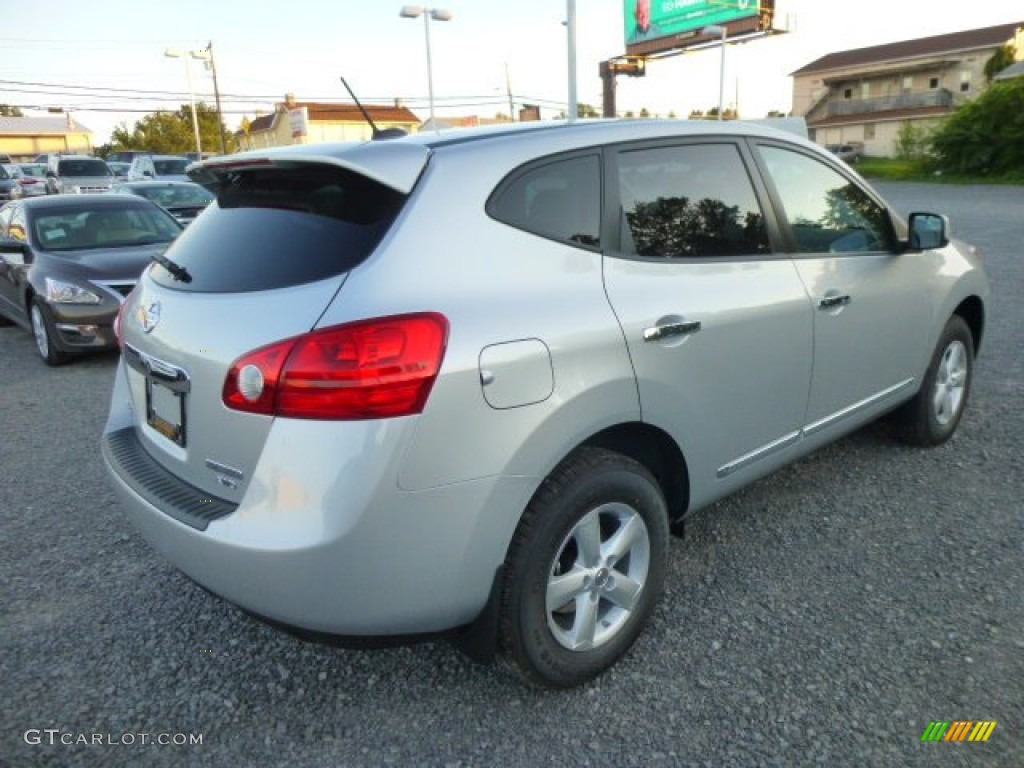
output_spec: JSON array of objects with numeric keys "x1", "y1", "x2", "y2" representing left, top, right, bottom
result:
[{"x1": 339, "y1": 76, "x2": 407, "y2": 140}]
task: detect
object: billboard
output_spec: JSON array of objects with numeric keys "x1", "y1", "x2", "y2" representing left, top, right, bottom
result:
[{"x1": 624, "y1": 0, "x2": 762, "y2": 47}]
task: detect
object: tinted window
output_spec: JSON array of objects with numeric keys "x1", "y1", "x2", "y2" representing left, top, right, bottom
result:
[
  {"x1": 488, "y1": 155, "x2": 600, "y2": 248},
  {"x1": 150, "y1": 165, "x2": 404, "y2": 293},
  {"x1": 618, "y1": 143, "x2": 769, "y2": 258},
  {"x1": 154, "y1": 158, "x2": 189, "y2": 175},
  {"x1": 58, "y1": 158, "x2": 111, "y2": 177},
  {"x1": 758, "y1": 146, "x2": 894, "y2": 253}
]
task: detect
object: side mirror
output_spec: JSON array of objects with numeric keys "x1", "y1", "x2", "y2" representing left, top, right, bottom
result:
[
  {"x1": 0, "y1": 236, "x2": 32, "y2": 264},
  {"x1": 907, "y1": 212, "x2": 949, "y2": 250}
]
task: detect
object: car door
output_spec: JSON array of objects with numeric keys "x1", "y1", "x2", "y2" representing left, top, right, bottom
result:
[
  {"x1": 751, "y1": 143, "x2": 932, "y2": 437},
  {"x1": 0, "y1": 204, "x2": 29, "y2": 321},
  {"x1": 602, "y1": 140, "x2": 814, "y2": 509}
]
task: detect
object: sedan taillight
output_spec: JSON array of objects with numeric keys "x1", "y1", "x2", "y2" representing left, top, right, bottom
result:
[{"x1": 223, "y1": 313, "x2": 449, "y2": 420}]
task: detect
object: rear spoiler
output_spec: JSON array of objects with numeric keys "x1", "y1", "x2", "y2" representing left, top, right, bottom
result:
[{"x1": 187, "y1": 141, "x2": 431, "y2": 195}]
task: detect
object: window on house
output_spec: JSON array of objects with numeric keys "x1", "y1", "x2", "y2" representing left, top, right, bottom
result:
[
  {"x1": 861, "y1": 82, "x2": 870, "y2": 99},
  {"x1": 902, "y1": 76, "x2": 913, "y2": 93},
  {"x1": 960, "y1": 71, "x2": 971, "y2": 93},
  {"x1": 864, "y1": 124, "x2": 876, "y2": 140},
  {"x1": 929, "y1": 77, "x2": 939, "y2": 89},
  {"x1": 843, "y1": 88, "x2": 853, "y2": 99}
]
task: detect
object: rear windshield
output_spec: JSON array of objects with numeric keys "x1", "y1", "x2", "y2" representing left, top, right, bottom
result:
[
  {"x1": 150, "y1": 164, "x2": 405, "y2": 292},
  {"x1": 58, "y1": 158, "x2": 111, "y2": 177},
  {"x1": 154, "y1": 158, "x2": 189, "y2": 175}
]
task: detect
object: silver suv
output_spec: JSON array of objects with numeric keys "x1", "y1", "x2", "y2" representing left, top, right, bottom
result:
[
  {"x1": 45, "y1": 155, "x2": 113, "y2": 195},
  {"x1": 101, "y1": 119, "x2": 988, "y2": 687}
]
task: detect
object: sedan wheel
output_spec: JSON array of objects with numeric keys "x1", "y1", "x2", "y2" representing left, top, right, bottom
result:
[
  {"x1": 500, "y1": 447, "x2": 668, "y2": 688},
  {"x1": 30, "y1": 299, "x2": 69, "y2": 366}
]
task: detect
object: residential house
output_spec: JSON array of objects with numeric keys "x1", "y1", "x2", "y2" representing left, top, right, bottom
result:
[
  {"x1": 239, "y1": 94, "x2": 421, "y2": 149},
  {"x1": 791, "y1": 22, "x2": 1023, "y2": 156}
]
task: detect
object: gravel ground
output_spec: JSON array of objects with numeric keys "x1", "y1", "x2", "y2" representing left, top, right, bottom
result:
[{"x1": 1, "y1": 182, "x2": 1021, "y2": 767}]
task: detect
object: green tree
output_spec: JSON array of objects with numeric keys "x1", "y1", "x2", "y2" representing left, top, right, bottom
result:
[
  {"x1": 930, "y1": 77, "x2": 1024, "y2": 175},
  {"x1": 110, "y1": 102, "x2": 235, "y2": 154},
  {"x1": 984, "y1": 45, "x2": 1016, "y2": 82}
]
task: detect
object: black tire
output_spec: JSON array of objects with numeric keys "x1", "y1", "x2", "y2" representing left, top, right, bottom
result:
[
  {"x1": 499, "y1": 447, "x2": 669, "y2": 688},
  {"x1": 896, "y1": 315, "x2": 974, "y2": 446},
  {"x1": 29, "y1": 298, "x2": 70, "y2": 366}
]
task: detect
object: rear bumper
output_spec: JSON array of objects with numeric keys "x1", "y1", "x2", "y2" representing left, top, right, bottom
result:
[{"x1": 100, "y1": 364, "x2": 536, "y2": 636}]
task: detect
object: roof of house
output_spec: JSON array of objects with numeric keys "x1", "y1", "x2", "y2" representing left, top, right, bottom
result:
[
  {"x1": 792, "y1": 22, "x2": 1023, "y2": 76},
  {"x1": 247, "y1": 102, "x2": 420, "y2": 133},
  {"x1": 0, "y1": 115, "x2": 92, "y2": 135}
]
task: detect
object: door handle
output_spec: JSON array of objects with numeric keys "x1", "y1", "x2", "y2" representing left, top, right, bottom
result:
[
  {"x1": 643, "y1": 320, "x2": 702, "y2": 342},
  {"x1": 818, "y1": 294, "x2": 851, "y2": 309}
]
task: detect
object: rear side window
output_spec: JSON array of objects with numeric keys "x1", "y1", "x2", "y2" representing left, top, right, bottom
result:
[
  {"x1": 488, "y1": 154, "x2": 600, "y2": 248},
  {"x1": 617, "y1": 143, "x2": 769, "y2": 258},
  {"x1": 151, "y1": 164, "x2": 404, "y2": 292}
]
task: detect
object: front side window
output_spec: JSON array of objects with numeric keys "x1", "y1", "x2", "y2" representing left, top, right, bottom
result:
[
  {"x1": 488, "y1": 154, "x2": 600, "y2": 248},
  {"x1": 617, "y1": 143, "x2": 769, "y2": 258},
  {"x1": 758, "y1": 145, "x2": 894, "y2": 254}
]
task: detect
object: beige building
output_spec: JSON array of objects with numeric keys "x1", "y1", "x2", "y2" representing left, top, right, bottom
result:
[
  {"x1": 0, "y1": 114, "x2": 95, "y2": 161},
  {"x1": 239, "y1": 94, "x2": 421, "y2": 149},
  {"x1": 791, "y1": 22, "x2": 1023, "y2": 156}
]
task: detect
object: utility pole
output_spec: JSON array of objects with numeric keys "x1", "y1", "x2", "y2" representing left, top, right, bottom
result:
[
  {"x1": 505, "y1": 62, "x2": 515, "y2": 121},
  {"x1": 206, "y1": 40, "x2": 228, "y2": 154}
]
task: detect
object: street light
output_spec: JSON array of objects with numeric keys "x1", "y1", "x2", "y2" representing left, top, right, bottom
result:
[
  {"x1": 164, "y1": 48, "x2": 208, "y2": 154},
  {"x1": 399, "y1": 6, "x2": 453, "y2": 130},
  {"x1": 702, "y1": 24, "x2": 727, "y2": 120}
]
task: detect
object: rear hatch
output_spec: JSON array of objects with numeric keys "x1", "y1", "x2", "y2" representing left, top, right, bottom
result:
[{"x1": 116, "y1": 143, "x2": 429, "y2": 502}]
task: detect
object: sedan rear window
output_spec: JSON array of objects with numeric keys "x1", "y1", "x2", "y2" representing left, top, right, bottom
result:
[{"x1": 151, "y1": 164, "x2": 405, "y2": 292}]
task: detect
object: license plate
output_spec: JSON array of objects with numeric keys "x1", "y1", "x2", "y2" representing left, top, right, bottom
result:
[{"x1": 146, "y1": 376, "x2": 186, "y2": 446}]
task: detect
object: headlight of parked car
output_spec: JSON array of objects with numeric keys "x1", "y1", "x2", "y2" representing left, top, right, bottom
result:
[{"x1": 45, "y1": 277, "x2": 101, "y2": 304}]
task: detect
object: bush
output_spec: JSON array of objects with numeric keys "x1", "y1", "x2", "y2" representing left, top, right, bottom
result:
[{"x1": 930, "y1": 77, "x2": 1024, "y2": 176}]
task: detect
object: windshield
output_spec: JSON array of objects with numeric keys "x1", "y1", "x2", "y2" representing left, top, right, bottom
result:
[
  {"x1": 133, "y1": 183, "x2": 212, "y2": 207},
  {"x1": 154, "y1": 158, "x2": 189, "y2": 175},
  {"x1": 58, "y1": 158, "x2": 112, "y2": 178},
  {"x1": 33, "y1": 204, "x2": 181, "y2": 252}
]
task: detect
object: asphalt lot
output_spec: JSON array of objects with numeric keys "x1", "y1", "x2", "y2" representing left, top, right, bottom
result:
[{"x1": 2, "y1": 181, "x2": 1021, "y2": 767}]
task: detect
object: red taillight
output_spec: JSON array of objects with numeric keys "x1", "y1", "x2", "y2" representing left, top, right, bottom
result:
[{"x1": 223, "y1": 313, "x2": 449, "y2": 420}]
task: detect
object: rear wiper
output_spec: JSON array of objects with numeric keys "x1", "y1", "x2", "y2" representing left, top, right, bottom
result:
[{"x1": 152, "y1": 253, "x2": 192, "y2": 283}]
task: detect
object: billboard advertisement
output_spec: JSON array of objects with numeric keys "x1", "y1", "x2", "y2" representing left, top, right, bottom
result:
[{"x1": 624, "y1": 0, "x2": 761, "y2": 47}]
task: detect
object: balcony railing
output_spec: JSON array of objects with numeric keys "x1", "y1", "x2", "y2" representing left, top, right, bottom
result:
[{"x1": 826, "y1": 89, "x2": 954, "y2": 117}]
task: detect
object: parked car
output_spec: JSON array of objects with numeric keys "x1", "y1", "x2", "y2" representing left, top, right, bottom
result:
[
  {"x1": 0, "y1": 164, "x2": 19, "y2": 202},
  {"x1": 826, "y1": 143, "x2": 863, "y2": 163},
  {"x1": 107, "y1": 161, "x2": 132, "y2": 179},
  {"x1": 0, "y1": 194, "x2": 183, "y2": 364},
  {"x1": 106, "y1": 150, "x2": 152, "y2": 164},
  {"x1": 5, "y1": 164, "x2": 48, "y2": 199},
  {"x1": 45, "y1": 156, "x2": 114, "y2": 195},
  {"x1": 101, "y1": 119, "x2": 989, "y2": 688},
  {"x1": 127, "y1": 154, "x2": 190, "y2": 182},
  {"x1": 113, "y1": 180, "x2": 213, "y2": 227}
]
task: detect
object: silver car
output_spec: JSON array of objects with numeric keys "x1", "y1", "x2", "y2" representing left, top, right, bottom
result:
[{"x1": 101, "y1": 119, "x2": 989, "y2": 688}]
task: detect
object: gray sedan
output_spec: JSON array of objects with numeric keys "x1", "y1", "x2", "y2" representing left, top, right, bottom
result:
[{"x1": 0, "y1": 194, "x2": 182, "y2": 364}]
